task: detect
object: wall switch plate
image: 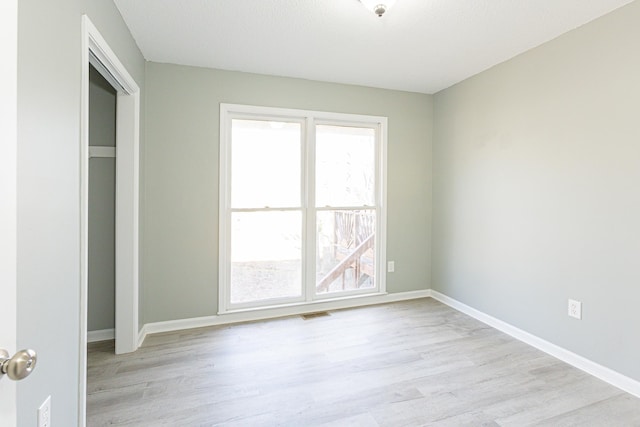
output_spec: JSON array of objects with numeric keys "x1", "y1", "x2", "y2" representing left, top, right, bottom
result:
[
  {"x1": 38, "y1": 396, "x2": 51, "y2": 427},
  {"x1": 568, "y1": 299, "x2": 582, "y2": 320},
  {"x1": 387, "y1": 261, "x2": 395, "y2": 273}
]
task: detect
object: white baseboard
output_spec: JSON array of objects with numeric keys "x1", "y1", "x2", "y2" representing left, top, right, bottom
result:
[
  {"x1": 87, "y1": 328, "x2": 115, "y2": 343},
  {"x1": 137, "y1": 325, "x2": 146, "y2": 348},
  {"x1": 430, "y1": 290, "x2": 640, "y2": 399},
  {"x1": 138, "y1": 289, "x2": 431, "y2": 346}
]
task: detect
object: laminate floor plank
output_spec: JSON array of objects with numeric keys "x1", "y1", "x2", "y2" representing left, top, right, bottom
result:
[{"x1": 87, "y1": 298, "x2": 640, "y2": 426}]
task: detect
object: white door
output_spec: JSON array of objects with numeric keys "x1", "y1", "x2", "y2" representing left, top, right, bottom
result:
[{"x1": 0, "y1": 0, "x2": 18, "y2": 423}]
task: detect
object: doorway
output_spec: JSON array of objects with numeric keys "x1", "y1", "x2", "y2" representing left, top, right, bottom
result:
[
  {"x1": 80, "y1": 15, "x2": 140, "y2": 426},
  {"x1": 87, "y1": 64, "x2": 117, "y2": 343}
]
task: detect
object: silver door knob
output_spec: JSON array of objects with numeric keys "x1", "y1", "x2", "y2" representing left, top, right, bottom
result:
[{"x1": 0, "y1": 349, "x2": 37, "y2": 381}]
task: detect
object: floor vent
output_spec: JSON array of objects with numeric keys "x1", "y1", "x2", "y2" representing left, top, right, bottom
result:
[{"x1": 301, "y1": 311, "x2": 330, "y2": 320}]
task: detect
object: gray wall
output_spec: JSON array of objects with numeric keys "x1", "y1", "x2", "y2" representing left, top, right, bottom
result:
[
  {"x1": 143, "y1": 63, "x2": 433, "y2": 323},
  {"x1": 17, "y1": 0, "x2": 144, "y2": 424},
  {"x1": 432, "y1": 0, "x2": 640, "y2": 382},
  {"x1": 88, "y1": 65, "x2": 116, "y2": 332}
]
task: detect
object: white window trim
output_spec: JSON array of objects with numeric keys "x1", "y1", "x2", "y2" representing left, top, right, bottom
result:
[{"x1": 218, "y1": 103, "x2": 387, "y2": 314}]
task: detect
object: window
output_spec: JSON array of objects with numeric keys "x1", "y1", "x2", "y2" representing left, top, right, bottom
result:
[{"x1": 219, "y1": 104, "x2": 387, "y2": 312}]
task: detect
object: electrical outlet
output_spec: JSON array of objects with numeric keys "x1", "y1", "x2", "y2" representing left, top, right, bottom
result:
[
  {"x1": 38, "y1": 396, "x2": 51, "y2": 427},
  {"x1": 387, "y1": 261, "x2": 395, "y2": 273},
  {"x1": 568, "y1": 299, "x2": 582, "y2": 320}
]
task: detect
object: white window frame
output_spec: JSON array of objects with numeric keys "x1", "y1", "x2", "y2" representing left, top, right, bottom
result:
[{"x1": 219, "y1": 103, "x2": 387, "y2": 314}]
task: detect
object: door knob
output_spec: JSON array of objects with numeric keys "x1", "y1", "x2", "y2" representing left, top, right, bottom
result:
[{"x1": 0, "y1": 349, "x2": 37, "y2": 381}]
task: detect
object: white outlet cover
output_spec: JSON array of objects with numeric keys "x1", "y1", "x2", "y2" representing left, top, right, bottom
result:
[
  {"x1": 568, "y1": 299, "x2": 582, "y2": 320},
  {"x1": 387, "y1": 261, "x2": 395, "y2": 273},
  {"x1": 38, "y1": 395, "x2": 51, "y2": 427}
]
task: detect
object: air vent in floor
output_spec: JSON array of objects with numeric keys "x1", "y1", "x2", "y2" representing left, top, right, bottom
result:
[{"x1": 301, "y1": 311, "x2": 330, "y2": 320}]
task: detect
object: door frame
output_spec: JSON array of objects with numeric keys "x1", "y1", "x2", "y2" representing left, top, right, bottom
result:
[
  {"x1": 79, "y1": 14, "x2": 140, "y2": 425},
  {"x1": 0, "y1": 0, "x2": 18, "y2": 423}
]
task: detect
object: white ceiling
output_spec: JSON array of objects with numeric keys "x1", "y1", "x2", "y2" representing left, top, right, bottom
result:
[{"x1": 114, "y1": 0, "x2": 635, "y2": 94}]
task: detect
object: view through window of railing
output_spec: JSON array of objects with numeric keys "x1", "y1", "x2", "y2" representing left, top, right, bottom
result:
[{"x1": 220, "y1": 105, "x2": 386, "y2": 311}]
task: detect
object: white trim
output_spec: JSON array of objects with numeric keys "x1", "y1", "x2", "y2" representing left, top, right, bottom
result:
[
  {"x1": 80, "y1": 20, "x2": 90, "y2": 427},
  {"x1": 303, "y1": 117, "x2": 312, "y2": 303},
  {"x1": 88, "y1": 146, "x2": 116, "y2": 158},
  {"x1": 0, "y1": 0, "x2": 18, "y2": 423},
  {"x1": 220, "y1": 103, "x2": 386, "y2": 125},
  {"x1": 137, "y1": 326, "x2": 146, "y2": 349},
  {"x1": 80, "y1": 15, "x2": 141, "y2": 427},
  {"x1": 430, "y1": 290, "x2": 640, "y2": 399},
  {"x1": 139, "y1": 290, "x2": 430, "y2": 344},
  {"x1": 219, "y1": 103, "x2": 388, "y2": 313},
  {"x1": 87, "y1": 328, "x2": 115, "y2": 343},
  {"x1": 377, "y1": 118, "x2": 388, "y2": 294},
  {"x1": 85, "y1": 21, "x2": 137, "y2": 95},
  {"x1": 114, "y1": 90, "x2": 140, "y2": 356},
  {"x1": 218, "y1": 105, "x2": 230, "y2": 314}
]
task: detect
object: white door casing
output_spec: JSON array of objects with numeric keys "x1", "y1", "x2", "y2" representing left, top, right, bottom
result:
[
  {"x1": 0, "y1": 0, "x2": 18, "y2": 424},
  {"x1": 79, "y1": 15, "x2": 140, "y2": 426}
]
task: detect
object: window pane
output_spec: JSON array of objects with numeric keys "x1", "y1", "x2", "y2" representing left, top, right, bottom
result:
[
  {"x1": 230, "y1": 211, "x2": 302, "y2": 304},
  {"x1": 316, "y1": 125, "x2": 375, "y2": 207},
  {"x1": 316, "y1": 210, "x2": 375, "y2": 295},
  {"x1": 231, "y1": 119, "x2": 301, "y2": 208}
]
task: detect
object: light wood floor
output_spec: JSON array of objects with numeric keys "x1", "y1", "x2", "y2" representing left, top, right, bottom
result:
[{"x1": 87, "y1": 298, "x2": 640, "y2": 426}]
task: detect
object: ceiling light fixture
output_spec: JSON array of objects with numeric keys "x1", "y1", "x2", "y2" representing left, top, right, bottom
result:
[{"x1": 359, "y1": 0, "x2": 396, "y2": 17}]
